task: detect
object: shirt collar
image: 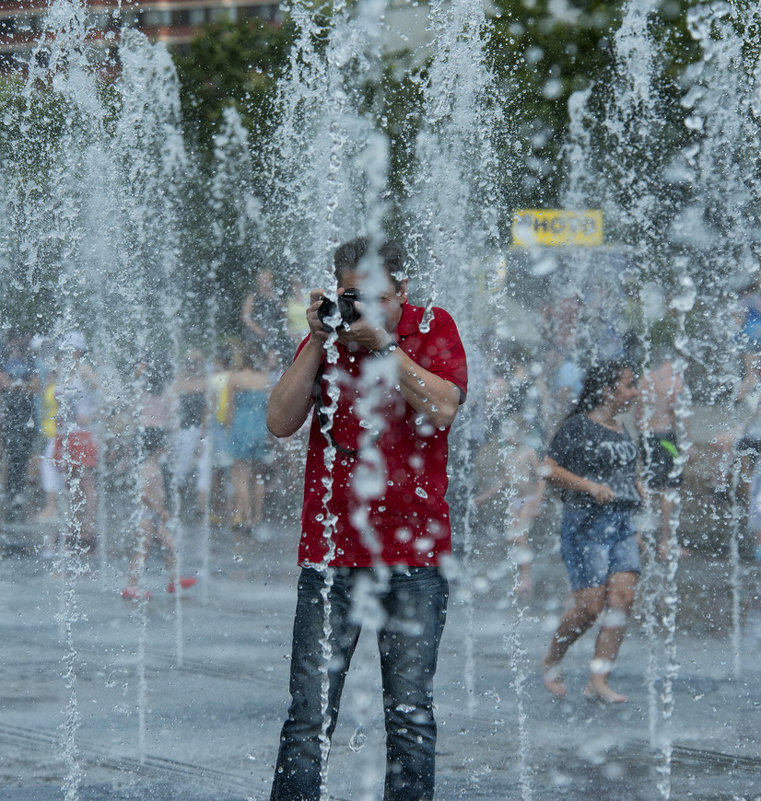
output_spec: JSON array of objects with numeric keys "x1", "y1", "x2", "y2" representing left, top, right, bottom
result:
[{"x1": 395, "y1": 302, "x2": 423, "y2": 339}]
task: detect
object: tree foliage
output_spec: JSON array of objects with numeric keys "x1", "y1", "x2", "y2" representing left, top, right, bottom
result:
[
  {"x1": 174, "y1": 16, "x2": 295, "y2": 153},
  {"x1": 485, "y1": 0, "x2": 705, "y2": 207}
]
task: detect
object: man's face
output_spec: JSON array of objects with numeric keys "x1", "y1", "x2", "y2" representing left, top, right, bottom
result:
[{"x1": 339, "y1": 270, "x2": 408, "y2": 332}]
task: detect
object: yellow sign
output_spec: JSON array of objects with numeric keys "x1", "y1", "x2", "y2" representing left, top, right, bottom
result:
[{"x1": 512, "y1": 209, "x2": 603, "y2": 247}]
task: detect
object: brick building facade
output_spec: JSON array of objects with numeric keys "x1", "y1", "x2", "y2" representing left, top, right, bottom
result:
[{"x1": 0, "y1": 0, "x2": 280, "y2": 70}]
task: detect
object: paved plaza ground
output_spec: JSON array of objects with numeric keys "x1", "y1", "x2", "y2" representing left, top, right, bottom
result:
[{"x1": 2, "y1": 507, "x2": 761, "y2": 801}]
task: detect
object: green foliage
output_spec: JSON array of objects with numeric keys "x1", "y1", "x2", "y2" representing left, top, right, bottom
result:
[
  {"x1": 359, "y1": 63, "x2": 427, "y2": 205},
  {"x1": 170, "y1": 2, "x2": 709, "y2": 213},
  {"x1": 487, "y1": 0, "x2": 621, "y2": 204},
  {"x1": 485, "y1": 0, "x2": 704, "y2": 208},
  {"x1": 174, "y1": 17, "x2": 295, "y2": 153}
]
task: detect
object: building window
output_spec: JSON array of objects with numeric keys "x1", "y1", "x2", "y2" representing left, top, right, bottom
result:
[
  {"x1": 143, "y1": 10, "x2": 171, "y2": 27},
  {"x1": 208, "y1": 6, "x2": 236, "y2": 23},
  {"x1": 86, "y1": 11, "x2": 111, "y2": 29},
  {"x1": 115, "y1": 9, "x2": 139, "y2": 28},
  {"x1": 0, "y1": 17, "x2": 17, "y2": 36},
  {"x1": 188, "y1": 8, "x2": 206, "y2": 25}
]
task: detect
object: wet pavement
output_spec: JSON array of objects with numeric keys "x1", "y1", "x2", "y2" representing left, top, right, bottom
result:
[{"x1": 2, "y1": 514, "x2": 761, "y2": 801}]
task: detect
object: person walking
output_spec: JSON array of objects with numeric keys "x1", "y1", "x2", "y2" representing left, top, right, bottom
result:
[
  {"x1": 541, "y1": 360, "x2": 641, "y2": 703},
  {"x1": 0, "y1": 332, "x2": 39, "y2": 521},
  {"x1": 54, "y1": 332, "x2": 99, "y2": 553},
  {"x1": 122, "y1": 428, "x2": 197, "y2": 600}
]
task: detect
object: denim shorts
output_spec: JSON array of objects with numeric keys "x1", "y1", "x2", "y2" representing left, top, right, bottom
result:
[{"x1": 560, "y1": 505, "x2": 640, "y2": 591}]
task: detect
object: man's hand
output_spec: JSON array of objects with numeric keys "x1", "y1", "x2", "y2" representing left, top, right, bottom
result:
[
  {"x1": 267, "y1": 288, "x2": 330, "y2": 438},
  {"x1": 330, "y1": 291, "x2": 390, "y2": 352},
  {"x1": 312, "y1": 290, "x2": 391, "y2": 353},
  {"x1": 336, "y1": 315, "x2": 392, "y2": 353},
  {"x1": 305, "y1": 289, "x2": 330, "y2": 343}
]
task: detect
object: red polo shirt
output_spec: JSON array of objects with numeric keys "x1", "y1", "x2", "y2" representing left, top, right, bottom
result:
[{"x1": 294, "y1": 302, "x2": 467, "y2": 567}]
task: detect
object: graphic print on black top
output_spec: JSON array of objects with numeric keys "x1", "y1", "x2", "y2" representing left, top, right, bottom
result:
[{"x1": 548, "y1": 413, "x2": 640, "y2": 509}]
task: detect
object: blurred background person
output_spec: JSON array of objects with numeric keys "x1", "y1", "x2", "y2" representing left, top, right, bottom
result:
[
  {"x1": 0, "y1": 331, "x2": 39, "y2": 522},
  {"x1": 635, "y1": 348, "x2": 689, "y2": 560},
  {"x1": 173, "y1": 350, "x2": 209, "y2": 519},
  {"x1": 241, "y1": 269, "x2": 288, "y2": 366},
  {"x1": 122, "y1": 428, "x2": 197, "y2": 600},
  {"x1": 54, "y1": 331, "x2": 99, "y2": 553},
  {"x1": 37, "y1": 364, "x2": 61, "y2": 527},
  {"x1": 285, "y1": 276, "x2": 310, "y2": 349},
  {"x1": 226, "y1": 343, "x2": 271, "y2": 532},
  {"x1": 541, "y1": 360, "x2": 641, "y2": 703},
  {"x1": 208, "y1": 345, "x2": 234, "y2": 527},
  {"x1": 473, "y1": 411, "x2": 544, "y2": 599}
]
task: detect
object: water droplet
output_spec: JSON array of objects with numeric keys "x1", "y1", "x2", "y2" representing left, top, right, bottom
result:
[{"x1": 349, "y1": 726, "x2": 366, "y2": 752}]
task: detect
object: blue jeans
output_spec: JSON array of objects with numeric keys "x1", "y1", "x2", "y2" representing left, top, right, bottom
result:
[
  {"x1": 271, "y1": 566, "x2": 449, "y2": 801},
  {"x1": 560, "y1": 505, "x2": 640, "y2": 591}
]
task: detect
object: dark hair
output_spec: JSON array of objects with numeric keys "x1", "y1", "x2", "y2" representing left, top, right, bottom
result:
[
  {"x1": 142, "y1": 427, "x2": 166, "y2": 454},
  {"x1": 333, "y1": 237, "x2": 405, "y2": 288},
  {"x1": 570, "y1": 359, "x2": 632, "y2": 417}
]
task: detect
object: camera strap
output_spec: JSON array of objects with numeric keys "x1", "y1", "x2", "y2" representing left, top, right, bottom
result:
[{"x1": 313, "y1": 364, "x2": 359, "y2": 458}]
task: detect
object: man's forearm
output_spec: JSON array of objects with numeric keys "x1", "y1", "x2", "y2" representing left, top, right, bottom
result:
[
  {"x1": 266, "y1": 336, "x2": 324, "y2": 437},
  {"x1": 394, "y1": 349, "x2": 461, "y2": 429}
]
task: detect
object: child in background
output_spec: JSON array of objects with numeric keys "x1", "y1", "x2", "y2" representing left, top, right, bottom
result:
[
  {"x1": 122, "y1": 429, "x2": 196, "y2": 600},
  {"x1": 474, "y1": 414, "x2": 544, "y2": 599},
  {"x1": 227, "y1": 344, "x2": 270, "y2": 532}
]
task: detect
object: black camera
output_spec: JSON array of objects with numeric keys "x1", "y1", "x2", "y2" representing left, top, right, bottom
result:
[{"x1": 317, "y1": 289, "x2": 362, "y2": 331}]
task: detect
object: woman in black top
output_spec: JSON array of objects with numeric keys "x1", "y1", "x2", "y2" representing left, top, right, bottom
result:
[{"x1": 541, "y1": 360, "x2": 641, "y2": 703}]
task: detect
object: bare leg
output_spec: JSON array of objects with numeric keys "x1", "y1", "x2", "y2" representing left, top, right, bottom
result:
[
  {"x1": 209, "y1": 468, "x2": 229, "y2": 525},
  {"x1": 543, "y1": 585, "x2": 606, "y2": 697},
  {"x1": 65, "y1": 468, "x2": 95, "y2": 553},
  {"x1": 197, "y1": 489, "x2": 208, "y2": 519},
  {"x1": 155, "y1": 522, "x2": 176, "y2": 579},
  {"x1": 657, "y1": 490, "x2": 681, "y2": 561},
  {"x1": 38, "y1": 491, "x2": 59, "y2": 519},
  {"x1": 126, "y1": 521, "x2": 153, "y2": 588},
  {"x1": 156, "y1": 523, "x2": 196, "y2": 592},
  {"x1": 584, "y1": 571, "x2": 638, "y2": 703},
  {"x1": 65, "y1": 467, "x2": 97, "y2": 552},
  {"x1": 509, "y1": 532, "x2": 533, "y2": 598},
  {"x1": 231, "y1": 461, "x2": 250, "y2": 527},
  {"x1": 81, "y1": 468, "x2": 96, "y2": 540},
  {"x1": 251, "y1": 467, "x2": 265, "y2": 526}
]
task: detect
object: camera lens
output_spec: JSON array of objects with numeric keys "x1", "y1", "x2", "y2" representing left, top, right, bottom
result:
[
  {"x1": 317, "y1": 296, "x2": 338, "y2": 328},
  {"x1": 317, "y1": 290, "x2": 362, "y2": 331}
]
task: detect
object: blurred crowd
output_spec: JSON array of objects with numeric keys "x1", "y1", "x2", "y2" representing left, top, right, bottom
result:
[
  {"x1": 460, "y1": 276, "x2": 761, "y2": 599},
  {"x1": 3, "y1": 268, "x2": 761, "y2": 594},
  {"x1": 0, "y1": 270, "x2": 310, "y2": 562}
]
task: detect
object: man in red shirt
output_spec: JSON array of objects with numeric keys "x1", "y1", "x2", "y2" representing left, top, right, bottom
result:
[{"x1": 267, "y1": 237, "x2": 467, "y2": 801}]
